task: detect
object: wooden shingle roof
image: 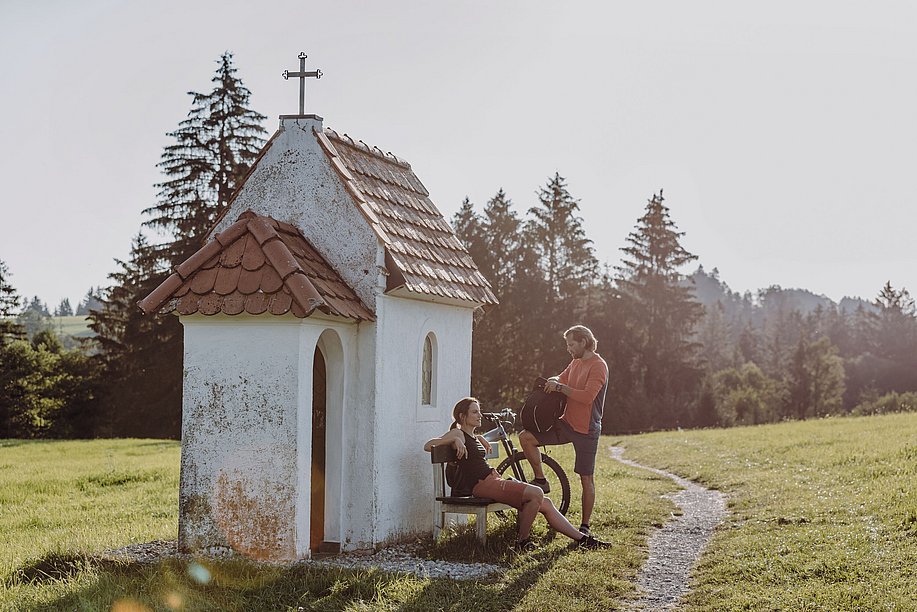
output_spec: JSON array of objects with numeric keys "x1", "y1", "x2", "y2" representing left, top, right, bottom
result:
[
  {"x1": 317, "y1": 128, "x2": 498, "y2": 306},
  {"x1": 138, "y1": 211, "x2": 374, "y2": 321}
]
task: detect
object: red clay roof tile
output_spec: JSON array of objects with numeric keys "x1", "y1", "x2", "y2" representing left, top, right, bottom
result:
[
  {"x1": 214, "y1": 265, "x2": 241, "y2": 295},
  {"x1": 317, "y1": 128, "x2": 496, "y2": 306},
  {"x1": 190, "y1": 267, "x2": 218, "y2": 294},
  {"x1": 220, "y1": 234, "x2": 247, "y2": 267},
  {"x1": 137, "y1": 211, "x2": 374, "y2": 321},
  {"x1": 175, "y1": 240, "x2": 222, "y2": 280}
]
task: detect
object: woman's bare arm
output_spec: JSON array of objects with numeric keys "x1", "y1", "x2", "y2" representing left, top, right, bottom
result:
[{"x1": 423, "y1": 428, "x2": 464, "y2": 453}]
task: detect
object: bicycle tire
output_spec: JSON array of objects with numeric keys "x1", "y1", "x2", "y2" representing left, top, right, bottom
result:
[{"x1": 496, "y1": 451, "x2": 571, "y2": 516}]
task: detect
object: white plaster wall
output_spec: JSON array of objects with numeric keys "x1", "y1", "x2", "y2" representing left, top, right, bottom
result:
[
  {"x1": 339, "y1": 320, "x2": 380, "y2": 550},
  {"x1": 180, "y1": 314, "x2": 378, "y2": 559},
  {"x1": 211, "y1": 116, "x2": 381, "y2": 310},
  {"x1": 293, "y1": 318, "x2": 379, "y2": 554},
  {"x1": 372, "y1": 295, "x2": 475, "y2": 541},
  {"x1": 179, "y1": 317, "x2": 302, "y2": 560}
]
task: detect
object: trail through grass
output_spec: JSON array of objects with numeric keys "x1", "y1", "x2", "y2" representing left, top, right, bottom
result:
[{"x1": 619, "y1": 412, "x2": 917, "y2": 611}]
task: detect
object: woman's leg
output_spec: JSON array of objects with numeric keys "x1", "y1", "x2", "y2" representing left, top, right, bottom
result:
[
  {"x1": 516, "y1": 485, "x2": 544, "y2": 541},
  {"x1": 539, "y1": 497, "x2": 585, "y2": 541},
  {"x1": 473, "y1": 475, "x2": 545, "y2": 542}
]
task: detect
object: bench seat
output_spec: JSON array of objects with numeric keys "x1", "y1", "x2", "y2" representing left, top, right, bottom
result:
[{"x1": 429, "y1": 444, "x2": 513, "y2": 543}]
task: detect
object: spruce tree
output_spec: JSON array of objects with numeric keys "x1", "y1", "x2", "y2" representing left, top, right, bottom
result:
[
  {"x1": 615, "y1": 190, "x2": 704, "y2": 429},
  {"x1": 0, "y1": 260, "x2": 24, "y2": 344},
  {"x1": 91, "y1": 52, "x2": 266, "y2": 438},
  {"x1": 143, "y1": 51, "x2": 267, "y2": 266},
  {"x1": 457, "y1": 190, "x2": 549, "y2": 407},
  {"x1": 90, "y1": 234, "x2": 183, "y2": 437},
  {"x1": 525, "y1": 173, "x2": 599, "y2": 375}
]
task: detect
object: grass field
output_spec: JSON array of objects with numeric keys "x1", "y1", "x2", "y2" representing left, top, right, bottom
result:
[
  {"x1": 2, "y1": 413, "x2": 915, "y2": 610},
  {"x1": 48, "y1": 316, "x2": 94, "y2": 338},
  {"x1": 620, "y1": 412, "x2": 917, "y2": 611}
]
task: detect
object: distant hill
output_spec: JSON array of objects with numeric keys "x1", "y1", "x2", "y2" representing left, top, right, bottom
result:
[
  {"x1": 51, "y1": 315, "x2": 95, "y2": 338},
  {"x1": 687, "y1": 266, "x2": 878, "y2": 314}
]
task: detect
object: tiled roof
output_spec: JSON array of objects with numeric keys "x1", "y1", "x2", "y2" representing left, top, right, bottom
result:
[
  {"x1": 138, "y1": 211, "x2": 374, "y2": 321},
  {"x1": 316, "y1": 128, "x2": 498, "y2": 306}
]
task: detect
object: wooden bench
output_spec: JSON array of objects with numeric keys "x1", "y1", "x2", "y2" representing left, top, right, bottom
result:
[{"x1": 429, "y1": 444, "x2": 512, "y2": 543}]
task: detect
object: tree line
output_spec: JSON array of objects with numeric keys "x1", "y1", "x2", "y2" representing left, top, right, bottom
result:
[
  {"x1": 456, "y1": 188, "x2": 917, "y2": 433},
  {"x1": 3, "y1": 51, "x2": 917, "y2": 438}
]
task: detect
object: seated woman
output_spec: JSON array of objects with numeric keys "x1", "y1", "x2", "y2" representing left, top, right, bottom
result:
[{"x1": 423, "y1": 396, "x2": 611, "y2": 551}]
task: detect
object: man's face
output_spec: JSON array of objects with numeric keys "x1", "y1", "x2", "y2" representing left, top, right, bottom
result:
[{"x1": 565, "y1": 336, "x2": 588, "y2": 359}]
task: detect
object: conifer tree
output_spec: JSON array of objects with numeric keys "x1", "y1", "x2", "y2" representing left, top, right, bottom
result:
[
  {"x1": 461, "y1": 190, "x2": 549, "y2": 407},
  {"x1": 525, "y1": 173, "x2": 599, "y2": 375},
  {"x1": 90, "y1": 52, "x2": 266, "y2": 438},
  {"x1": 0, "y1": 260, "x2": 24, "y2": 344},
  {"x1": 614, "y1": 190, "x2": 704, "y2": 429},
  {"x1": 143, "y1": 51, "x2": 267, "y2": 266},
  {"x1": 90, "y1": 234, "x2": 183, "y2": 437}
]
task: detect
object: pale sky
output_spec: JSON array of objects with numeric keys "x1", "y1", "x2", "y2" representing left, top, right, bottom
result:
[{"x1": 2, "y1": 1, "x2": 916, "y2": 309}]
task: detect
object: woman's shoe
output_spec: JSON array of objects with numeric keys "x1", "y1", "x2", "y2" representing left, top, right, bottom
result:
[
  {"x1": 514, "y1": 538, "x2": 537, "y2": 552},
  {"x1": 577, "y1": 534, "x2": 611, "y2": 549}
]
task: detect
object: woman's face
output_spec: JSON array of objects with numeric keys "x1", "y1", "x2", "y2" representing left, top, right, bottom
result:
[{"x1": 461, "y1": 401, "x2": 482, "y2": 429}]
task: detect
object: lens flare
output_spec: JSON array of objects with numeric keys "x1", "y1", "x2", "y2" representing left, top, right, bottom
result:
[{"x1": 187, "y1": 561, "x2": 212, "y2": 584}]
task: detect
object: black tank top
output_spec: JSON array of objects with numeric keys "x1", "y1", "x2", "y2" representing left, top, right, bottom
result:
[{"x1": 452, "y1": 431, "x2": 493, "y2": 496}]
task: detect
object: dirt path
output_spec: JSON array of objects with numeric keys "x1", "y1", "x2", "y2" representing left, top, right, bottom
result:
[{"x1": 610, "y1": 447, "x2": 727, "y2": 611}]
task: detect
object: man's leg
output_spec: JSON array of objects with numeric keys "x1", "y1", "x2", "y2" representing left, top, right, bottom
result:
[
  {"x1": 580, "y1": 473, "x2": 596, "y2": 526},
  {"x1": 519, "y1": 430, "x2": 545, "y2": 479}
]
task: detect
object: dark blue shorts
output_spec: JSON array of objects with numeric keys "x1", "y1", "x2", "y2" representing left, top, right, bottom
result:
[{"x1": 531, "y1": 419, "x2": 599, "y2": 476}]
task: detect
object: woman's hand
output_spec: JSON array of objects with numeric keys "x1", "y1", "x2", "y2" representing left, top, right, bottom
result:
[
  {"x1": 453, "y1": 436, "x2": 467, "y2": 459},
  {"x1": 477, "y1": 435, "x2": 492, "y2": 454}
]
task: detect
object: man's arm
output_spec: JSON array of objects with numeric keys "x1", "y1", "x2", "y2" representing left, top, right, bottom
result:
[{"x1": 557, "y1": 362, "x2": 607, "y2": 405}]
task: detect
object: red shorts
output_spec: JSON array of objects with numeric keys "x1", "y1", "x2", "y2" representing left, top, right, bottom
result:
[{"x1": 471, "y1": 469, "x2": 529, "y2": 509}]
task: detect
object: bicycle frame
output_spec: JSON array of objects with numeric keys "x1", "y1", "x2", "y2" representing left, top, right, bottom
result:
[{"x1": 480, "y1": 409, "x2": 525, "y2": 480}]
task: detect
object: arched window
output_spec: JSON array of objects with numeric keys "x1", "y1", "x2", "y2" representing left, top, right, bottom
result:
[{"x1": 421, "y1": 333, "x2": 435, "y2": 405}]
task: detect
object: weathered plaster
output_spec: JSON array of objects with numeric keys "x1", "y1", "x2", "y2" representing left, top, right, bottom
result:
[
  {"x1": 179, "y1": 317, "x2": 301, "y2": 560},
  {"x1": 211, "y1": 116, "x2": 381, "y2": 311}
]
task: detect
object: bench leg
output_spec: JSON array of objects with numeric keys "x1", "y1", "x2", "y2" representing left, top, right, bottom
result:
[
  {"x1": 475, "y1": 508, "x2": 487, "y2": 544},
  {"x1": 433, "y1": 503, "x2": 444, "y2": 541}
]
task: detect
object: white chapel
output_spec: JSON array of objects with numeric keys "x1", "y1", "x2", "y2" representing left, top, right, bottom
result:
[{"x1": 139, "y1": 109, "x2": 497, "y2": 560}]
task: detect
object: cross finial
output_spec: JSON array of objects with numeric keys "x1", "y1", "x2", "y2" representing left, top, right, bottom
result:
[{"x1": 282, "y1": 52, "x2": 322, "y2": 115}]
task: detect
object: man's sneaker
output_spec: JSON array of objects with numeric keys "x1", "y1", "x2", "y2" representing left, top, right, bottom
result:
[
  {"x1": 530, "y1": 477, "x2": 551, "y2": 493},
  {"x1": 577, "y1": 534, "x2": 612, "y2": 550},
  {"x1": 514, "y1": 538, "x2": 537, "y2": 553},
  {"x1": 578, "y1": 524, "x2": 591, "y2": 536}
]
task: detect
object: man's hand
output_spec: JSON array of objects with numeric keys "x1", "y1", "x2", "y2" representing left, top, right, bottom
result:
[{"x1": 544, "y1": 377, "x2": 564, "y2": 394}]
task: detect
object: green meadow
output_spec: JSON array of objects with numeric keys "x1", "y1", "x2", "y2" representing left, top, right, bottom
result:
[{"x1": 2, "y1": 413, "x2": 915, "y2": 611}]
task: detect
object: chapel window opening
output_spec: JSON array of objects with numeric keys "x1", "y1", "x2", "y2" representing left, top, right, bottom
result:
[{"x1": 422, "y1": 333, "x2": 436, "y2": 405}]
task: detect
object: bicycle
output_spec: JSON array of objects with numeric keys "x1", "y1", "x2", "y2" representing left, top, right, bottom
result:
[{"x1": 480, "y1": 408, "x2": 571, "y2": 516}]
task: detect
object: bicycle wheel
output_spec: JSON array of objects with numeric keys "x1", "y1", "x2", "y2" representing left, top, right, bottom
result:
[{"x1": 496, "y1": 451, "x2": 571, "y2": 516}]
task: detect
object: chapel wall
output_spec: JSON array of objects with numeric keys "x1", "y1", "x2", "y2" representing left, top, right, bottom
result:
[
  {"x1": 178, "y1": 317, "x2": 301, "y2": 561},
  {"x1": 372, "y1": 295, "x2": 474, "y2": 540}
]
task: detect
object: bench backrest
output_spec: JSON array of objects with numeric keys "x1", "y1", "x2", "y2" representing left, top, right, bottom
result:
[
  {"x1": 429, "y1": 444, "x2": 457, "y2": 498},
  {"x1": 430, "y1": 443, "x2": 459, "y2": 464}
]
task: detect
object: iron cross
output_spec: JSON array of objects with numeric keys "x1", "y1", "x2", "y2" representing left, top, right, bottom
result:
[{"x1": 282, "y1": 52, "x2": 322, "y2": 115}]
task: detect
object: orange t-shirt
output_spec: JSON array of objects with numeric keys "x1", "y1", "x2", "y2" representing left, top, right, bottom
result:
[{"x1": 558, "y1": 354, "x2": 608, "y2": 435}]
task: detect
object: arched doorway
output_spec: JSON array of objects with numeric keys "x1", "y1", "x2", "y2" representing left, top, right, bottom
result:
[{"x1": 310, "y1": 346, "x2": 327, "y2": 553}]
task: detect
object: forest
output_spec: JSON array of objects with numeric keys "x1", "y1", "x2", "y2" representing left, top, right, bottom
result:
[{"x1": 2, "y1": 53, "x2": 916, "y2": 438}]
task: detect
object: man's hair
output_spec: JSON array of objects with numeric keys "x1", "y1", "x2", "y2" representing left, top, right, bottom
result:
[{"x1": 563, "y1": 325, "x2": 597, "y2": 351}]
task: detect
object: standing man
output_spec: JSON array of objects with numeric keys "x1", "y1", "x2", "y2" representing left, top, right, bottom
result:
[{"x1": 519, "y1": 325, "x2": 608, "y2": 536}]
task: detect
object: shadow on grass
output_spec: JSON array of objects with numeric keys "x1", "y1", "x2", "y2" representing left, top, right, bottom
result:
[
  {"x1": 6, "y1": 552, "x2": 125, "y2": 586},
  {"x1": 25, "y1": 532, "x2": 577, "y2": 611}
]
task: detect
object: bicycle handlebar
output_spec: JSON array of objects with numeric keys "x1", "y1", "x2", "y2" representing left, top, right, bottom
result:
[{"x1": 481, "y1": 408, "x2": 517, "y2": 432}]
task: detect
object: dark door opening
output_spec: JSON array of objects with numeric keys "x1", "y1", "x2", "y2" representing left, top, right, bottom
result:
[{"x1": 310, "y1": 347, "x2": 327, "y2": 553}]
